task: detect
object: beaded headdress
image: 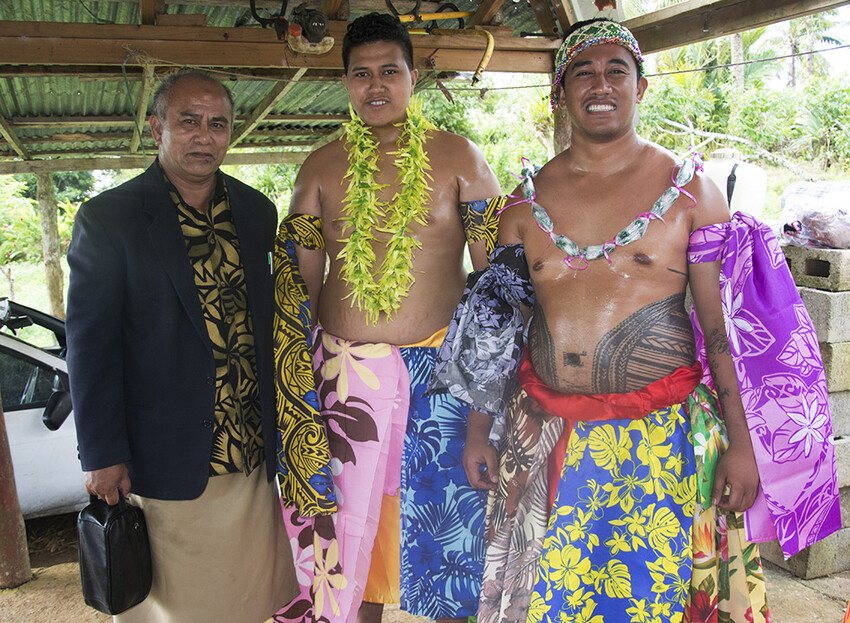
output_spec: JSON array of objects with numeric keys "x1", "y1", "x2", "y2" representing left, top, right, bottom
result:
[{"x1": 550, "y1": 19, "x2": 644, "y2": 109}]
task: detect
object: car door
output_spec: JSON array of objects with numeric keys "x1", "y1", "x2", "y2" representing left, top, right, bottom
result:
[{"x1": 0, "y1": 333, "x2": 87, "y2": 518}]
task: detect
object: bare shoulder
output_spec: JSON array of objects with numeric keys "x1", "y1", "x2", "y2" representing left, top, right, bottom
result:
[
  {"x1": 639, "y1": 143, "x2": 730, "y2": 233},
  {"x1": 289, "y1": 139, "x2": 346, "y2": 217},
  {"x1": 497, "y1": 182, "x2": 530, "y2": 245},
  {"x1": 688, "y1": 164, "x2": 731, "y2": 233},
  {"x1": 428, "y1": 129, "x2": 501, "y2": 201}
]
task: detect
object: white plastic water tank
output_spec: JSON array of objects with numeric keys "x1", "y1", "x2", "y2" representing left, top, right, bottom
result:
[{"x1": 702, "y1": 148, "x2": 768, "y2": 219}]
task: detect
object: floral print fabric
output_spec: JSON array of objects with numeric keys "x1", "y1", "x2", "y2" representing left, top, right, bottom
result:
[
  {"x1": 688, "y1": 212, "x2": 840, "y2": 556},
  {"x1": 480, "y1": 383, "x2": 770, "y2": 623},
  {"x1": 275, "y1": 328, "x2": 487, "y2": 623}
]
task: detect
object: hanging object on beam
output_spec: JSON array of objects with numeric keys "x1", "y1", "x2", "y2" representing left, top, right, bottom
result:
[
  {"x1": 287, "y1": 3, "x2": 334, "y2": 54},
  {"x1": 411, "y1": 27, "x2": 494, "y2": 84}
]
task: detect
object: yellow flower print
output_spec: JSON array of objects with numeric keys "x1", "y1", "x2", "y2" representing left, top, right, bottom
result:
[
  {"x1": 647, "y1": 555, "x2": 682, "y2": 600},
  {"x1": 544, "y1": 543, "x2": 591, "y2": 593},
  {"x1": 320, "y1": 334, "x2": 390, "y2": 401},
  {"x1": 576, "y1": 479, "x2": 608, "y2": 518},
  {"x1": 526, "y1": 592, "x2": 550, "y2": 623},
  {"x1": 575, "y1": 600, "x2": 604, "y2": 623},
  {"x1": 650, "y1": 600, "x2": 674, "y2": 620},
  {"x1": 643, "y1": 504, "x2": 682, "y2": 552},
  {"x1": 588, "y1": 425, "x2": 632, "y2": 472},
  {"x1": 610, "y1": 508, "x2": 647, "y2": 550},
  {"x1": 604, "y1": 529, "x2": 632, "y2": 556},
  {"x1": 603, "y1": 461, "x2": 653, "y2": 514},
  {"x1": 565, "y1": 587, "x2": 590, "y2": 610},
  {"x1": 564, "y1": 434, "x2": 588, "y2": 467},
  {"x1": 635, "y1": 422, "x2": 672, "y2": 479},
  {"x1": 311, "y1": 534, "x2": 348, "y2": 618},
  {"x1": 626, "y1": 598, "x2": 653, "y2": 623},
  {"x1": 564, "y1": 507, "x2": 600, "y2": 551}
]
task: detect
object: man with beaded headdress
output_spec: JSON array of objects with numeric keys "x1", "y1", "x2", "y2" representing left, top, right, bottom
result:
[
  {"x1": 430, "y1": 17, "x2": 839, "y2": 623},
  {"x1": 271, "y1": 11, "x2": 502, "y2": 623}
]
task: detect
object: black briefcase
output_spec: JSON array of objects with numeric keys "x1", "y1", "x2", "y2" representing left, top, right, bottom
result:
[{"x1": 77, "y1": 493, "x2": 152, "y2": 615}]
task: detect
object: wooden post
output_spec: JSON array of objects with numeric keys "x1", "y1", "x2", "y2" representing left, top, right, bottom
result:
[
  {"x1": 36, "y1": 171, "x2": 65, "y2": 320},
  {"x1": 0, "y1": 395, "x2": 32, "y2": 588}
]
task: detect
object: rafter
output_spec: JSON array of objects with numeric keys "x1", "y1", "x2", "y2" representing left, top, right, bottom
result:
[
  {"x1": 0, "y1": 114, "x2": 29, "y2": 159},
  {"x1": 0, "y1": 151, "x2": 309, "y2": 175},
  {"x1": 130, "y1": 65, "x2": 156, "y2": 154},
  {"x1": 626, "y1": 0, "x2": 850, "y2": 54},
  {"x1": 229, "y1": 67, "x2": 308, "y2": 148},
  {"x1": 9, "y1": 114, "x2": 349, "y2": 129},
  {"x1": 526, "y1": 0, "x2": 559, "y2": 36},
  {"x1": 466, "y1": 0, "x2": 504, "y2": 27}
]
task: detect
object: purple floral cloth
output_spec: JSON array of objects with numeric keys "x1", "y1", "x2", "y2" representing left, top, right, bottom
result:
[
  {"x1": 688, "y1": 211, "x2": 841, "y2": 558},
  {"x1": 430, "y1": 245, "x2": 535, "y2": 430}
]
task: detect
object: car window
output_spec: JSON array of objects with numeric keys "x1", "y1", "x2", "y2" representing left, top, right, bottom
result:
[{"x1": 0, "y1": 348, "x2": 67, "y2": 411}]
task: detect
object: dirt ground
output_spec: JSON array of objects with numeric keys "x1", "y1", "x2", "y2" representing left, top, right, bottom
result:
[{"x1": 1, "y1": 513, "x2": 848, "y2": 623}]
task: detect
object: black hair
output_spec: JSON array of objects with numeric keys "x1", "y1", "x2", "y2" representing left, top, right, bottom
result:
[
  {"x1": 342, "y1": 12, "x2": 414, "y2": 73},
  {"x1": 151, "y1": 69, "x2": 234, "y2": 121}
]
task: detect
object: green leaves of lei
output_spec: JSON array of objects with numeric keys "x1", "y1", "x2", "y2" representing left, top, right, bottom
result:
[{"x1": 337, "y1": 99, "x2": 436, "y2": 325}]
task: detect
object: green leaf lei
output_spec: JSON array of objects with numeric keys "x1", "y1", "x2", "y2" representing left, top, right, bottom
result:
[{"x1": 337, "y1": 99, "x2": 436, "y2": 325}]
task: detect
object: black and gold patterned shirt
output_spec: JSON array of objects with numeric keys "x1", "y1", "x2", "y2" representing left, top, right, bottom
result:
[{"x1": 163, "y1": 166, "x2": 264, "y2": 477}]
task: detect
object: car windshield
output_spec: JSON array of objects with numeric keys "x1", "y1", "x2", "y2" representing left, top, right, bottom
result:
[{"x1": 0, "y1": 298, "x2": 65, "y2": 352}]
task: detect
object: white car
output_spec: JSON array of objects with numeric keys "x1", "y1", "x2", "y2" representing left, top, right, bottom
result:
[{"x1": 0, "y1": 298, "x2": 87, "y2": 518}]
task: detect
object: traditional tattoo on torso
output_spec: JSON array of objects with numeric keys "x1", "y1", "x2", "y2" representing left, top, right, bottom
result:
[{"x1": 592, "y1": 293, "x2": 696, "y2": 393}]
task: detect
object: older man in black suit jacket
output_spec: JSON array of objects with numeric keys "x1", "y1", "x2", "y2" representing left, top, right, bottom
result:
[{"x1": 66, "y1": 69, "x2": 296, "y2": 622}]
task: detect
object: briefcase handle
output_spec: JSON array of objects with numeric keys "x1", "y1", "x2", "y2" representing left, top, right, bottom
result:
[{"x1": 89, "y1": 487, "x2": 128, "y2": 509}]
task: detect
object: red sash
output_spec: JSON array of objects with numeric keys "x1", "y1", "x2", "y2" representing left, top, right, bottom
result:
[{"x1": 517, "y1": 349, "x2": 703, "y2": 508}]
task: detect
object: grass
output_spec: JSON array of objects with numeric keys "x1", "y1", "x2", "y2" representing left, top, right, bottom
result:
[{"x1": 0, "y1": 260, "x2": 69, "y2": 347}]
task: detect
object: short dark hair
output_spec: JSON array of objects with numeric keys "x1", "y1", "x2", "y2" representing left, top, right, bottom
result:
[
  {"x1": 150, "y1": 69, "x2": 234, "y2": 120},
  {"x1": 342, "y1": 13, "x2": 414, "y2": 73}
]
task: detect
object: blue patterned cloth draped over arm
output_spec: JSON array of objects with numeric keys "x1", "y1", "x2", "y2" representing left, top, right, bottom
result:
[{"x1": 429, "y1": 244, "x2": 535, "y2": 430}]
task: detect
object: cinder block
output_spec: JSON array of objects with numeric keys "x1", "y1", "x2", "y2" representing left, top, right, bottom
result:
[
  {"x1": 842, "y1": 486, "x2": 850, "y2": 529},
  {"x1": 830, "y1": 391, "x2": 850, "y2": 438},
  {"x1": 799, "y1": 287, "x2": 850, "y2": 343},
  {"x1": 759, "y1": 529, "x2": 843, "y2": 579},
  {"x1": 837, "y1": 436, "x2": 850, "y2": 490},
  {"x1": 822, "y1": 342, "x2": 850, "y2": 392},
  {"x1": 784, "y1": 245, "x2": 850, "y2": 292}
]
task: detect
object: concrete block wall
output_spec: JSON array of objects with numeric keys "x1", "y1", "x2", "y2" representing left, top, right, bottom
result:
[{"x1": 757, "y1": 246, "x2": 850, "y2": 579}]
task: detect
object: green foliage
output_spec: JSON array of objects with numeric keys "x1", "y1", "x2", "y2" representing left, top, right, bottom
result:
[
  {"x1": 0, "y1": 176, "x2": 78, "y2": 265},
  {"x1": 421, "y1": 75, "x2": 549, "y2": 192},
  {"x1": 792, "y1": 76, "x2": 850, "y2": 170},
  {"x1": 14, "y1": 170, "x2": 96, "y2": 203},
  {"x1": 725, "y1": 84, "x2": 797, "y2": 153},
  {"x1": 224, "y1": 163, "x2": 299, "y2": 220}
]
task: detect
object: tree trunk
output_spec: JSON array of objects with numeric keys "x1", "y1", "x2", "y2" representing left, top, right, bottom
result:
[
  {"x1": 552, "y1": 74, "x2": 572, "y2": 154},
  {"x1": 36, "y1": 172, "x2": 65, "y2": 320},
  {"x1": 0, "y1": 398, "x2": 32, "y2": 589},
  {"x1": 731, "y1": 32, "x2": 745, "y2": 90}
]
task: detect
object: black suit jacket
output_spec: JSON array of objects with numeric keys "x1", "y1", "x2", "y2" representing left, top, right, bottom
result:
[{"x1": 67, "y1": 162, "x2": 278, "y2": 500}]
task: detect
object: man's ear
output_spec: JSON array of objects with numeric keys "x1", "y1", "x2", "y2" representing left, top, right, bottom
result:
[
  {"x1": 636, "y1": 76, "x2": 648, "y2": 103},
  {"x1": 410, "y1": 67, "x2": 419, "y2": 88},
  {"x1": 149, "y1": 115, "x2": 163, "y2": 146}
]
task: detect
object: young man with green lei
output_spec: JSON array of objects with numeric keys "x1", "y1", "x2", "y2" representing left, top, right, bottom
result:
[{"x1": 271, "y1": 12, "x2": 502, "y2": 623}]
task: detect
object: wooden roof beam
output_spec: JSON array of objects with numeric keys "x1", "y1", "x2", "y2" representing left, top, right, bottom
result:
[
  {"x1": 0, "y1": 150, "x2": 309, "y2": 175},
  {"x1": 229, "y1": 67, "x2": 308, "y2": 148},
  {"x1": 626, "y1": 0, "x2": 850, "y2": 54},
  {"x1": 10, "y1": 114, "x2": 350, "y2": 129},
  {"x1": 467, "y1": 0, "x2": 505, "y2": 27},
  {"x1": 527, "y1": 0, "x2": 559, "y2": 36},
  {"x1": 129, "y1": 65, "x2": 156, "y2": 153},
  {"x1": 0, "y1": 114, "x2": 29, "y2": 159},
  {"x1": 0, "y1": 21, "x2": 558, "y2": 73}
]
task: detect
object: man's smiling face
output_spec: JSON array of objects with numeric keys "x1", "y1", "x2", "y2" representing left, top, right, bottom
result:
[{"x1": 343, "y1": 40, "x2": 418, "y2": 130}]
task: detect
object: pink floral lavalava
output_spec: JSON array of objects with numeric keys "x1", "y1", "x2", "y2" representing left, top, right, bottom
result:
[{"x1": 688, "y1": 211, "x2": 840, "y2": 558}]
